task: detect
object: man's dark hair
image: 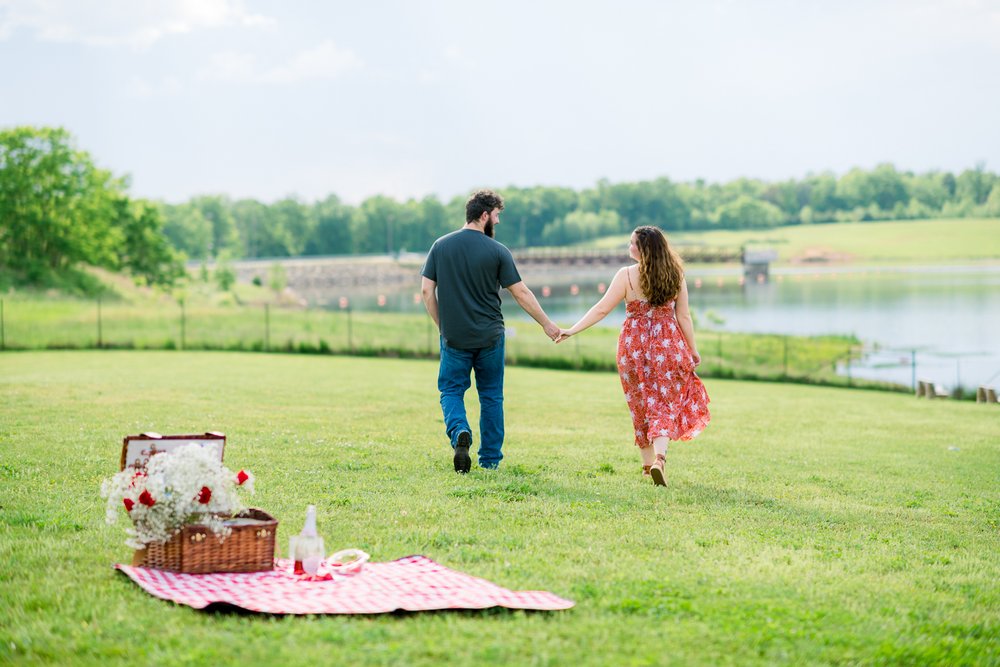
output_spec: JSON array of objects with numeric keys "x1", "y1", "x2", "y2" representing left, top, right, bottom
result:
[{"x1": 466, "y1": 189, "x2": 505, "y2": 223}]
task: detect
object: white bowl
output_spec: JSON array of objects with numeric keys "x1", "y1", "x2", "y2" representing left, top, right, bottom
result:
[{"x1": 328, "y1": 549, "x2": 370, "y2": 574}]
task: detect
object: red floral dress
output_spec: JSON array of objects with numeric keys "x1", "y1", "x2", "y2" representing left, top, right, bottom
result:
[{"x1": 617, "y1": 299, "x2": 711, "y2": 447}]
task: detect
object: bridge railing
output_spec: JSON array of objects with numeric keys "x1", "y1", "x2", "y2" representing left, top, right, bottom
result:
[{"x1": 512, "y1": 245, "x2": 744, "y2": 264}]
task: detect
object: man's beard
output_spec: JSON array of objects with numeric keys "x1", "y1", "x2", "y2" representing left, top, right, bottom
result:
[{"x1": 484, "y1": 220, "x2": 495, "y2": 238}]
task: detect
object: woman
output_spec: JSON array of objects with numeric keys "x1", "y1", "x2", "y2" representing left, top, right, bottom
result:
[{"x1": 557, "y1": 226, "x2": 710, "y2": 486}]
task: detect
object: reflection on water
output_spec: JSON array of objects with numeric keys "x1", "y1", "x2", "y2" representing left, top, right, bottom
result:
[
  {"x1": 684, "y1": 265, "x2": 1000, "y2": 392},
  {"x1": 323, "y1": 264, "x2": 1000, "y2": 392}
]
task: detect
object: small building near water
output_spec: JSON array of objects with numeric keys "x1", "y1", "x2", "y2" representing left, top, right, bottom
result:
[{"x1": 742, "y1": 247, "x2": 779, "y2": 282}]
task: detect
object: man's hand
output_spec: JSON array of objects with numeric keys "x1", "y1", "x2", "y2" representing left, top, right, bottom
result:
[{"x1": 543, "y1": 320, "x2": 561, "y2": 341}]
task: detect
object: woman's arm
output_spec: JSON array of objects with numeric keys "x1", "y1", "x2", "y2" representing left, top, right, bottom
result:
[
  {"x1": 674, "y1": 279, "x2": 701, "y2": 365},
  {"x1": 557, "y1": 268, "x2": 628, "y2": 341}
]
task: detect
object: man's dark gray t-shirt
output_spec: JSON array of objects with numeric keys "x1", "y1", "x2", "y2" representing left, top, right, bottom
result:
[{"x1": 421, "y1": 229, "x2": 522, "y2": 350}]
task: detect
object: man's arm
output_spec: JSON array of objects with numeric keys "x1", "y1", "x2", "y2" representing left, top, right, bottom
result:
[
  {"x1": 421, "y1": 276, "x2": 440, "y2": 329},
  {"x1": 506, "y1": 281, "x2": 560, "y2": 340}
]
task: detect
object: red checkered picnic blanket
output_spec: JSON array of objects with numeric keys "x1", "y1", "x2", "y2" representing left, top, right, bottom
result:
[{"x1": 114, "y1": 555, "x2": 574, "y2": 614}]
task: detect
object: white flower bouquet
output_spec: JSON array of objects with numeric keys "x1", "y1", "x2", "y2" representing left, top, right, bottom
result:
[{"x1": 101, "y1": 442, "x2": 255, "y2": 549}]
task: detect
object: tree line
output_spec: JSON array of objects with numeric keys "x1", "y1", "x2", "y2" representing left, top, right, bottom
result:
[
  {"x1": 160, "y1": 165, "x2": 1000, "y2": 259},
  {"x1": 3, "y1": 126, "x2": 999, "y2": 291}
]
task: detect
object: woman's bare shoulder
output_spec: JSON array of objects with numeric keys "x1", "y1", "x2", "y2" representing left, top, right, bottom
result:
[{"x1": 612, "y1": 265, "x2": 632, "y2": 279}]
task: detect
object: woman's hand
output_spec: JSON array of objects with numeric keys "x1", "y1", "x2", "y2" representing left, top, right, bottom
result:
[
  {"x1": 555, "y1": 329, "x2": 573, "y2": 344},
  {"x1": 692, "y1": 350, "x2": 701, "y2": 367}
]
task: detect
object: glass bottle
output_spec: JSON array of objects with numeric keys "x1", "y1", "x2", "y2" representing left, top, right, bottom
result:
[{"x1": 291, "y1": 504, "x2": 325, "y2": 575}]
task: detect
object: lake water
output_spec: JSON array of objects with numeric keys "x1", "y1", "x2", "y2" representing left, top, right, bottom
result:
[
  {"x1": 334, "y1": 263, "x2": 1000, "y2": 392},
  {"x1": 682, "y1": 264, "x2": 1000, "y2": 392}
]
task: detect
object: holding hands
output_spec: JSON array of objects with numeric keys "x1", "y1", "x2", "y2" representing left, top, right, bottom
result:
[
  {"x1": 538, "y1": 318, "x2": 573, "y2": 343},
  {"x1": 542, "y1": 320, "x2": 561, "y2": 342}
]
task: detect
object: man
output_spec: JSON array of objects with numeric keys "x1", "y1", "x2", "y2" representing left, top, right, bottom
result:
[{"x1": 421, "y1": 189, "x2": 559, "y2": 473}]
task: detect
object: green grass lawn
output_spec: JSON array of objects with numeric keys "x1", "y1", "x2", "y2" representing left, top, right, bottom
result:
[
  {"x1": 584, "y1": 218, "x2": 1000, "y2": 265},
  {"x1": 2, "y1": 351, "x2": 998, "y2": 666}
]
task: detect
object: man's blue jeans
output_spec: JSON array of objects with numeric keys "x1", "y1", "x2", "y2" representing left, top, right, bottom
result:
[{"x1": 437, "y1": 335, "x2": 505, "y2": 469}]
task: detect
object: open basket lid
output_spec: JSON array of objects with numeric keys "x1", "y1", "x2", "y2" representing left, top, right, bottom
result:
[{"x1": 120, "y1": 432, "x2": 226, "y2": 471}]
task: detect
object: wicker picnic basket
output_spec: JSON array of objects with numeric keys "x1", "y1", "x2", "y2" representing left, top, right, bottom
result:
[
  {"x1": 121, "y1": 432, "x2": 277, "y2": 574},
  {"x1": 131, "y1": 508, "x2": 277, "y2": 573}
]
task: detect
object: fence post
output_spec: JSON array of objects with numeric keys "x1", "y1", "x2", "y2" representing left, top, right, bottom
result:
[
  {"x1": 97, "y1": 296, "x2": 103, "y2": 349},
  {"x1": 783, "y1": 336, "x2": 788, "y2": 379},
  {"x1": 716, "y1": 332, "x2": 722, "y2": 374},
  {"x1": 264, "y1": 304, "x2": 270, "y2": 352}
]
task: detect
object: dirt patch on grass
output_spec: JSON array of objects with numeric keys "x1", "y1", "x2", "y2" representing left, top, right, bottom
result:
[{"x1": 791, "y1": 247, "x2": 858, "y2": 264}]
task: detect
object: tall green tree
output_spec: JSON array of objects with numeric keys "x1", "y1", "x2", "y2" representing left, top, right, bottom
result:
[
  {"x1": 835, "y1": 164, "x2": 909, "y2": 217},
  {"x1": 956, "y1": 163, "x2": 993, "y2": 205},
  {"x1": 541, "y1": 210, "x2": 621, "y2": 245},
  {"x1": 232, "y1": 199, "x2": 271, "y2": 258},
  {"x1": 355, "y1": 196, "x2": 406, "y2": 254},
  {"x1": 805, "y1": 172, "x2": 840, "y2": 217},
  {"x1": 503, "y1": 186, "x2": 579, "y2": 247},
  {"x1": 113, "y1": 198, "x2": 184, "y2": 286},
  {"x1": 190, "y1": 195, "x2": 239, "y2": 257},
  {"x1": 715, "y1": 196, "x2": 784, "y2": 229},
  {"x1": 406, "y1": 196, "x2": 450, "y2": 251},
  {"x1": 983, "y1": 184, "x2": 1000, "y2": 217},
  {"x1": 270, "y1": 198, "x2": 314, "y2": 257},
  {"x1": 906, "y1": 171, "x2": 949, "y2": 211},
  {"x1": 305, "y1": 195, "x2": 354, "y2": 255},
  {"x1": 162, "y1": 202, "x2": 212, "y2": 259},
  {"x1": 762, "y1": 179, "x2": 805, "y2": 223},
  {"x1": 1, "y1": 126, "x2": 123, "y2": 279}
]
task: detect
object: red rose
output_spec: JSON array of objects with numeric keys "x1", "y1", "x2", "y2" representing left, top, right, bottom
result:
[
  {"x1": 123, "y1": 498, "x2": 135, "y2": 511},
  {"x1": 130, "y1": 471, "x2": 146, "y2": 488},
  {"x1": 197, "y1": 486, "x2": 212, "y2": 504},
  {"x1": 236, "y1": 470, "x2": 249, "y2": 485},
  {"x1": 139, "y1": 490, "x2": 156, "y2": 507}
]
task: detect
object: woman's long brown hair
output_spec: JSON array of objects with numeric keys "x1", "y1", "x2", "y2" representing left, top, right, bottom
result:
[{"x1": 635, "y1": 226, "x2": 684, "y2": 307}]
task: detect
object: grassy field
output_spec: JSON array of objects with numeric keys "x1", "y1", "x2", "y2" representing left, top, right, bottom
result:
[
  {"x1": 584, "y1": 218, "x2": 1000, "y2": 265},
  {"x1": 2, "y1": 351, "x2": 998, "y2": 666}
]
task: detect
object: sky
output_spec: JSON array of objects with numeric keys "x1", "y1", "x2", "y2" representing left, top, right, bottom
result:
[{"x1": 1, "y1": 0, "x2": 999, "y2": 205}]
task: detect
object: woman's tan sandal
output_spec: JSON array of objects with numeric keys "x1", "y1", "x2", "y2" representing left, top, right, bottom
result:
[{"x1": 650, "y1": 454, "x2": 666, "y2": 486}]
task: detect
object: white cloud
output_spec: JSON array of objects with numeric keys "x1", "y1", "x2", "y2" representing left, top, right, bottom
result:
[
  {"x1": 417, "y1": 69, "x2": 442, "y2": 84},
  {"x1": 443, "y1": 44, "x2": 476, "y2": 70},
  {"x1": 198, "y1": 40, "x2": 362, "y2": 84},
  {"x1": 128, "y1": 75, "x2": 184, "y2": 98},
  {"x1": 889, "y1": 0, "x2": 1000, "y2": 47},
  {"x1": 259, "y1": 40, "x2": 362, "y2": 84},
  {"x1": 0, "y1": 0, "x2": 272, "y2": 49},
  {"x1": 198, "y1": 50, "x2": 258, "y2": 83}
]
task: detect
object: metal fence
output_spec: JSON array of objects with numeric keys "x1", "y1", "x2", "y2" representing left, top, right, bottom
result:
[{"x1": 3, "y1": 296, "x2": 991, "y2": 399}]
